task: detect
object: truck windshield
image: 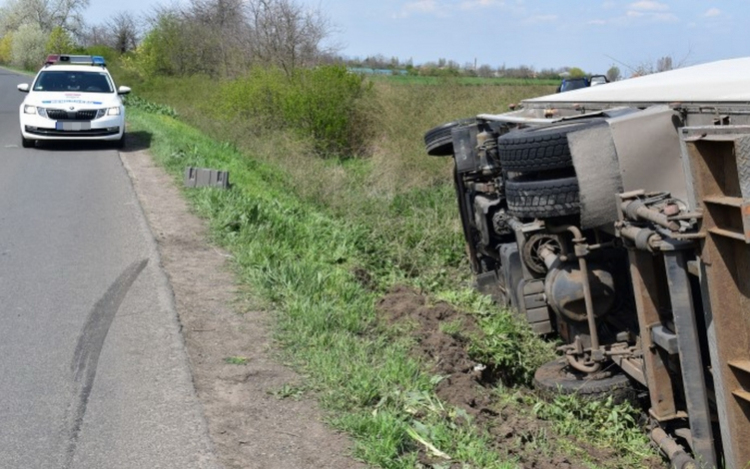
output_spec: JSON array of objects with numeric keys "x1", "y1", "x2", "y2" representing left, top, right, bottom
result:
[{"x1": 32, "y1": 71, "x2": 114, "y2": 94}]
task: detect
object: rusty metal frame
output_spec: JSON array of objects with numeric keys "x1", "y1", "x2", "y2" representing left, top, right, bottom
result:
[
  {"x1": 662, "y1": 244, "x2": 717, "y2": 468},
  {"x1": 681, "y1": 128, "x2": 750, "y2": 469},
  {"x1": 628, "y1": 249, "x2": 678, "y2": 420}
]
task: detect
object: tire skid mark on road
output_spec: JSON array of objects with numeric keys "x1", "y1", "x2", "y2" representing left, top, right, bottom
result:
[{"x1": 62, "y1": 258, "x2": 149, "y2": 469}]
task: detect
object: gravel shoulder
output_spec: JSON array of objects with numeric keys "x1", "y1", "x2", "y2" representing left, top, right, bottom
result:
[{"x1": 119, "y1": 147, "x2": 367, "y2": 469}]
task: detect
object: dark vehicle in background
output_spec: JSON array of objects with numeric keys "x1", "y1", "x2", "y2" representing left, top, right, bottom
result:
[
  {"x1": 557, "y1": 74, "x2": 609, "y2": 92},
  {"x1": 424, "y1": 57, "x2": 750, "y2": 469}
]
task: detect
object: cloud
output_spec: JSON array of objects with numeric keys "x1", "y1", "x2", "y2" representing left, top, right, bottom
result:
[
  {"x1": 651, "y1": 12, "x2": 678, "y2": 22},
  {"x1": 395, "y1": 0, "x2": 441, "y2": 18},
  {"x1": 459, "y1": 0, "x2": 504, "y2": 10},
  {"x1": 589, "y1": 0, "x2": 678, "y2": 27},
  {"x1": 628, "y1": 1, "x2": 669, "y2": 11},
  {"x1": 395, "y1": 0, "x2": 506, "y2": 17},
  {"x1": 622, "y1": 0, "x2": 677, "y2": 23},
  {"x1": 524, "y1": 14, "x2": 557, "y2": 24},
  {"x1": 704, "y1": 7, "x2": 721, "y2": 17}
]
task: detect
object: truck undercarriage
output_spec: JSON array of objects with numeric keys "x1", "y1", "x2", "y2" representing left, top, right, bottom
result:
[{"x1": 426, "y1": 59, "x2": 750, "y2": 468}]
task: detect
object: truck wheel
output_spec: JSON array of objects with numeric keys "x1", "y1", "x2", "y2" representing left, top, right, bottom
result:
[
  {"x1": 505, "y1": 176, "x2": 580, "y2": 218},
  {"x1": 534, "y1": 358, "x2": 638, "y2": 405},
  {"x1": 424, "y1": 118, "x2": 475, "y2": 156},
  {"x1": 497, "y1": 118, "x2": 606, "y2": 172}
]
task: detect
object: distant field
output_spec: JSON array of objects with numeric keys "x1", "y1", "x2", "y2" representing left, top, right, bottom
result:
[{"x1": 366, "y1": 74, "x2": 561, "y2": 86}]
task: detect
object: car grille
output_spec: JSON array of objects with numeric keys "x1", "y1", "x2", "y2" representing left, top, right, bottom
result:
[{"x1": 46, "y1": 109, "x2": 99, "y2": 121}]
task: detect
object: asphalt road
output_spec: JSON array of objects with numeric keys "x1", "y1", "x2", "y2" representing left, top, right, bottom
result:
[{"x1": 0, "y1": 69, "x2": 217, "y2": 468}]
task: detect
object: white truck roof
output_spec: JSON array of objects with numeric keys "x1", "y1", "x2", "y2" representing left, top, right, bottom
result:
[{"x1": 525, "y1": 57, "x2": 750, "y2": 104}]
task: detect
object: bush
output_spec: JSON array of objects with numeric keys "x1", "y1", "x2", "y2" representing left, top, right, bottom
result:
[
  {"x1": 218, "y1": 65, "x2": 373, "y2": 156},
  {"x1": 0, "y1": 33, "x2": 13, "y2": 64},
  {"x1": 122, "y1": 14, "x2": 186, "y2": 78},
  {"x1": 83, "y1": 45, "x2": 119, "y2": 64},
  {"x1": 11, "y1": 23, "x2": 46, "y2": 70}
]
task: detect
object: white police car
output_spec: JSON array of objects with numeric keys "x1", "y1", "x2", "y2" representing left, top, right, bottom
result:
[{"x1": 17, "y1": 54, "x2": 131, "y2": 148}]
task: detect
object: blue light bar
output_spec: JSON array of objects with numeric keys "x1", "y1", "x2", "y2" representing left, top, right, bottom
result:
[{"x1": 92, "y1": 56, "x2": 106, "y2": 66}]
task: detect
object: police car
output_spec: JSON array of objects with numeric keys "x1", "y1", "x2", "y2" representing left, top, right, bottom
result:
[{"x1": 17, "y1": 54, "x2": 131, "y2": 148}]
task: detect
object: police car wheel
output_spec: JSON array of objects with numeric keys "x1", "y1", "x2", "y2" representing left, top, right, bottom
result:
[{"x1": 21, "y1": 135, "x2": 34, "y2": 148}]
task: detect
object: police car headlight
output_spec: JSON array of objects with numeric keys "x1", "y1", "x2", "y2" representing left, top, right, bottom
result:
[
  {"x1": 23, "y1": 105, "x2": 36, "y2": 115},
  {"x1": 37, "y1": 107, "x2": 48, "y2": 118},
  {"x1": 95, "y1": 109, "x2": 106, "y2": 119},
  {"x1": 107, "y1": 107, "x2": 121, "y2": 116}
]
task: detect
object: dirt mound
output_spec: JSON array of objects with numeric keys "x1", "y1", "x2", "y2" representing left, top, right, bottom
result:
[
  {"x1": 376, "y1": 285, "x2": 659, "y2": 469},
  {"x1": 377, "y1": 285, "x2": 492, "y2": 413}
]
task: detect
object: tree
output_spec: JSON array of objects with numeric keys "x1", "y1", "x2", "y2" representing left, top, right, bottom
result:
[
  {"x1": 106, "y1": 11, "x2": 139, "y2": 54},
  {"x1": 0, "y1": 0, "x2": 89, "y2": 36},
  {"x1": 126, "y1": 12, "x2": 193, "y2": 77},
  {"x1": 606, "y1": 65, "x2": 621, "y2": 82},
  {"x1": 80, "y1": 24, "x2": 108, "y2": 48},
  {"x1": 45, "y1": 25, "x2": 75, "y2": 53},
  {"x1": 11, "y1": 22, "x2": 46, "y2": 69},
  {"x1": 245, "y1": 0, "x2": 336, "y2": 75},
  {"x1": 0, "y1": 32, "x2": 13, "y2": 63},
  {"x1": 476, "y1": 64, "x2": 495, "y2": 78},
  {"x1": 567, "y1": 67, "x2": 586, "y2": 78},
  {"x1": 182, "y1": 0, "x2": 248, "y2": 75},
  {"x1": 656, "y1": 55, "x2": 673, "y2": 73}
]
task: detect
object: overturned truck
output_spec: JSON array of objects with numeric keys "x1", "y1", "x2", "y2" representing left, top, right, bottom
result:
[{"x1": 425, "y1": 58, "x2": 750, "y2": 468}]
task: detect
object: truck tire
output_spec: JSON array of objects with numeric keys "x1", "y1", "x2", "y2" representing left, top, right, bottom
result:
[
  {"x1": 534, "y1": 358, "x2": 638, "y2": 405},
  {"x1": 497, "y1": 119, "x2": 606, "y2": 172},
  {"x1": 424, "y1": 118, "x2": 475, "y2": 156},
  {"x1": 505, "y1": 176, "x2": 580, "y2": 218}
]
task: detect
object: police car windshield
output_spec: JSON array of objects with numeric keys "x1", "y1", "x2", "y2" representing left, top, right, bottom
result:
[{"x1": 32, "y1": 71, "x2": 114, "y2": 93}]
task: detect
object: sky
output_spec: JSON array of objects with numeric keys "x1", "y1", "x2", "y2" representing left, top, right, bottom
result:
[{"x1": 85, "y1": 0, "x2": 745, "y2": 74}]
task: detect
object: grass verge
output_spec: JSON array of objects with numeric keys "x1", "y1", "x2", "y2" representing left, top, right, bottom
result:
[
  {"x1": 126, "y1": 107, "x2": 520, "y2": 468},
  {"x1": 126, "y1": 103, "x2": 658, "y2": 468}
]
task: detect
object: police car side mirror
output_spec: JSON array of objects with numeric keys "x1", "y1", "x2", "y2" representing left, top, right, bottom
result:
[
  {"x1": 117, "y1": 86, "x2": 131, "y2": 95},
  {"x1": 17, "y1": 84, "x2": 29, "y2": 93}
]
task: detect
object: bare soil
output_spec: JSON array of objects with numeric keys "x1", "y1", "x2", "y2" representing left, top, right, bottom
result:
[
  {"x1": 120, "y1": 148, "x2": 367, "y2": 469},
  {"x1": 376, "y1": 285, "x2": 663, "y2": 469}
]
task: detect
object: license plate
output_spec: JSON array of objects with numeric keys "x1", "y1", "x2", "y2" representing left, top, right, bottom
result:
[{"x1": 55, "y1": 122, "x2": 91, "y2": 131}]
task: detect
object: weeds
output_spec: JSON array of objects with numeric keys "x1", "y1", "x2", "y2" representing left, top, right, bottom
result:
[
  {"x1": 533, "y1": 394, "x2": 654, "y2": 465},
  {"x1": 271, "y1": 383, "x2": 307, "y2": 400},
  {"x1": 436, "y1": 289, "x2": 556, "y2": 386},
  {"x1": 224, "y1": 356, "x2": 250, "y2": 365},
  {"x1": 124, "y1": 94, "x2": 178, "y2": 118},
  {"x1": 214, "y1": 65, "x2": 373, "y2": 156}
]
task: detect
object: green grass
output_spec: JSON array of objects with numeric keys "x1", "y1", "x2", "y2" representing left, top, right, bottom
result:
[
  {"x1": 126, "y1": 108, "x2": 522, "y2": 468},
  {"x1": 532, "y1": 394, "x2": 652, "y2": 459},
  {"x1": 223, "y1": 356, "x2": 250, "y2": 365},
  {"x1": 368, "y1": 75, "x2": 561, "y2": 87}
]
